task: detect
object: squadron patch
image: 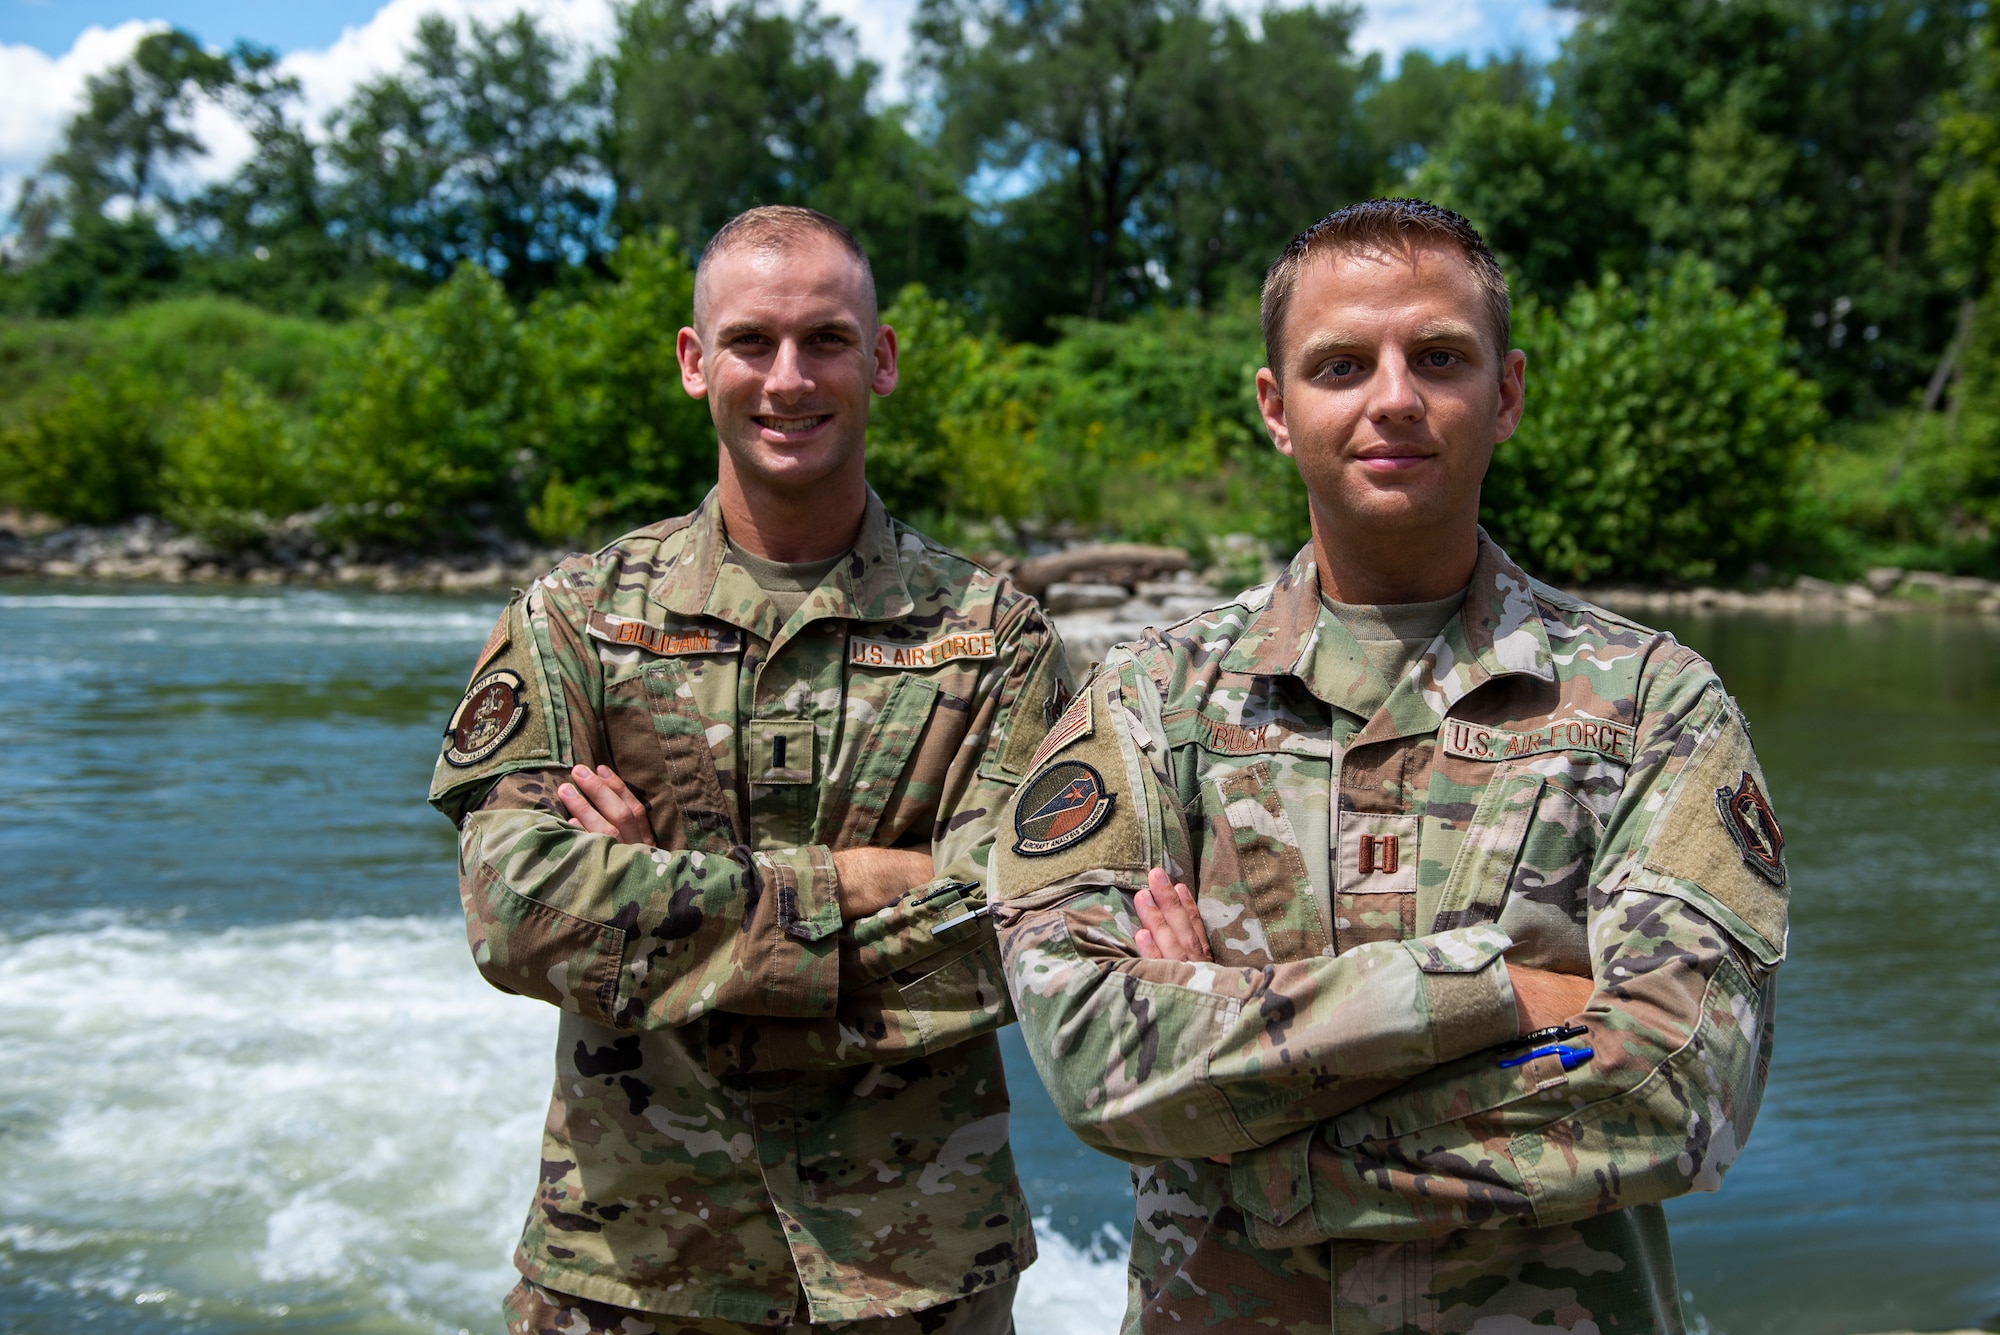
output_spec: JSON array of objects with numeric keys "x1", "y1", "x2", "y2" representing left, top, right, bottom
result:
[
  {"x1": 1012, "y1": 760, "x2": 1116, "y2": 856},
  {"x1": 444, "y1": 669, "x2": 529, "y2": 768},
  {"x1": 1715, "y1": 770, "x2": 1786, "y2": 886}
]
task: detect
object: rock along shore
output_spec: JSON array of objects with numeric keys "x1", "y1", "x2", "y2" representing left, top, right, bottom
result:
[{"x1": 6, "y1": 515, "x2": 1997, "y2": 680}]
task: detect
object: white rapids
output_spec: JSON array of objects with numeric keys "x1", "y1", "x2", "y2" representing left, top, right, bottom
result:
[{"x1": 0, "y1": 914, "x2": 1128, "y2": 1334}]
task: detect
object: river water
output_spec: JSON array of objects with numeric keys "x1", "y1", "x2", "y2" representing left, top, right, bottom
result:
[{"x1": 2, "y1": 584, "x2": 1996, "y2": 1334}]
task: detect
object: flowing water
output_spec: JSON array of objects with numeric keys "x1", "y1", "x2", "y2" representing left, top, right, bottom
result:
[{"x1": 2, "y1": 585, "x2": 1996, "y2": 1334}]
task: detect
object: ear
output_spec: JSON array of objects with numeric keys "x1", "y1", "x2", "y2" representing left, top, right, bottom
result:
[
  {"x1": 1493, "y1": 348, "x2": 1526, "y2": 443},
  {"x1": 871, "y1": 323, "x2": 899, "y2": 397},
  {"x1": 1255, "y1": 367, "x2": 1294, "y2": 457},
  {"x1": 676, "y1": 326, "x2": 707, "y2": 400}
]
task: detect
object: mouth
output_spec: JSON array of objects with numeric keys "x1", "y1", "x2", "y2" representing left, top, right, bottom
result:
[
  {"x1": 1355, "y1": 449, "x2": 1432, "y2": 473},
  {"x1": 754, "y1": 413, "x2": 831, "y2": 440}
]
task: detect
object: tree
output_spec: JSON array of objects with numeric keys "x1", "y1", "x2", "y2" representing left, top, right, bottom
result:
[
  {"x1": 324, "y1": 12, "x2": 608, "y2": 299},
  {"x1": 1156, "y1": 5, "x2": 1382, "y2": 307},
  {"x1": 608, "y1": 0, "x2": 968, "y2": 293},
  {"x1": 1552, "y1": 0, "x2": 1980, "y2": 413},
  {"x1": 39, "y1": 29, "x2": 235, "y2": 225},
  {"x1": 6, "y1": 28, "x2": 245, "y2": 314},
  {"x1": 915, "y1": 0, "x2": 1219, "y2": 324},
  {"x1": 1487, "y1": 259, "x2": 1822, "y2": 583}
]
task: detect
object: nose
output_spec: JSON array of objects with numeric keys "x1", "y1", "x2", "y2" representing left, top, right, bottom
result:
[
  {"x1": 766, "y1": 338, "x2": 813, "y2": 400},
  {"x1": 1368, "y1": 357, "x2": 1425, "y2": 424}
]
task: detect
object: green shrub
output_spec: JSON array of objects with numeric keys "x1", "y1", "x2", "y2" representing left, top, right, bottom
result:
[
  {"x1": 0, "y1": 297, "x2": 356, "y2": 430},
  {"x1": 1487, "y1": 257, "x2": 1823, "y2": 584},
  {"x1": 0, "y1": 369, "x2": 167, "y2": 522},
  {"x1": 520, "y1": 232, "x2": 714, "y2": 546},
  {"x1": 866, "y1": 295, "x2": 1308, "y2": 553},
  {"x1": 314, "y1": 264, "x2": 528, "y2": 547},
  {"x1": 161, "y1": 370, "x2": 315, "y2": 549},
  {"x1": 868, "y1": 284, "x2": 987, "y2": 520}
]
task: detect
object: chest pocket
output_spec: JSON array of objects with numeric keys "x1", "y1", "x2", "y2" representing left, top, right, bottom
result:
[
  {"x1": 641, "y1": 659, "x2": 739, "y2": 850},
  {"x1": 1427, "y1": 770, "x2": 1543, "y2": 934},
  {"x1": 1202, "y1": 761, "x2": 1329, "y2": 965},
  {"x1": 819, "y1": 670, "x2": 942, "y2": 848}
]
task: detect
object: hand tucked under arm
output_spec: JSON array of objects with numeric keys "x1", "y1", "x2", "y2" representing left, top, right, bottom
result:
[
  {"x1": 1134, "y1": 867, "x2": 1211, "y2": 962},
  {"x1": 558, "y1": 764, "x2": 654, "y2": 845}
]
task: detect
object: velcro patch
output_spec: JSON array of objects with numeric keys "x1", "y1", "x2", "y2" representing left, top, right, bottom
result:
[
  {"x1": 1441, "y1": 717, "x2": 1636, "y2": 764},
  {"x1": 444, "y1": 669, "x2": 529, "y2": 767},
  {"x1": 1027, "y1": 689, "x2": 1094, "y2": 770},
  {"x1": 849, "y1": 630, "x2": 997, "y2": 670},
  {"x1": 1715, "y1": 770, "x2": 1785, "y2": 886},
  {"x1": 587, "y1": 612, "x2": 740, "y2": 656},
  {"x1": 1012, "y1": 760, "x2": 1116, "y2": 856}
]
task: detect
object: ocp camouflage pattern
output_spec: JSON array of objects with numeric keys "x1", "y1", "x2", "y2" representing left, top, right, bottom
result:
[
  {"x1": 430, "y1": 489, "x2": 1070, "y2": 1325},
  {"x1": 989, "y1": 534, "x2": 1786, "y2": 1333}
]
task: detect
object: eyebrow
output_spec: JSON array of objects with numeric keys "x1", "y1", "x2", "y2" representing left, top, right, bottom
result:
[
  {"x1": 1292, "y1": 320, "x2": 1486, "y2": 368},
  {"x1": 714, "y1": 317, "x2": 864, "y2": 343}
]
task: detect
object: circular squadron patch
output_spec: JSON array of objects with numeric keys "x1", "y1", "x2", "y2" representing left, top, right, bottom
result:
[
  {"x1": 1715, "y1": 770, "x2": 1785, "y2": 886},
  {"x1": 444, "y1": 669, "x2": 529, "y2": 768},
  {"x1": 1012, "y1": 760, "x2": 1116, "y2": 857}
]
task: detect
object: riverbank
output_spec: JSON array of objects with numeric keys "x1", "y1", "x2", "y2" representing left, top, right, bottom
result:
[{"x1": 7, "y1": 513, "x2": 1999, "y2": 662}]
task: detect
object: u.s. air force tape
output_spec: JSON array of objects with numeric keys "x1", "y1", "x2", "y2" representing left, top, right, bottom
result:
[
  {"x1": 444, "y1": 669, "x2": 529, "y2": 767},
  {"x1": 1441, "y1": 717, "x2": 1636, "y2": 764},
  {"x1": 849, "y1": 630, "x2": 996, "y2": 669}
]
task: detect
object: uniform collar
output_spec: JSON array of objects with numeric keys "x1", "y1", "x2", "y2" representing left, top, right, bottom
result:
[
  {"x1": 650, "y1": 487, "x2": 914, "y2": 639},
  {"x1": 1223, "y1": 530, "x2": 1553, "y2": 734}
]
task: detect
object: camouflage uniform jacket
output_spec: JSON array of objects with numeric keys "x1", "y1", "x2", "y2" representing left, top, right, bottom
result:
[
  {"x1": 429, "y1": 489, "x2": 1070, "y2": 1325},
  {"x1": 989, "y1": 535, "x2": 1786, "y2": 1333}
]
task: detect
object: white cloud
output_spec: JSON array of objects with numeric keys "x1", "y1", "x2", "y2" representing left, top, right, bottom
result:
[
  {"x1": 1351, "y1": 0, "x2": 1576, "y2": 65},
  {"x1": 0, "y1": 0, "x2": 1569, "y2": 217},
  {"x1": 282, "y1": 0, "x2": 618, "y2": 128},
  {"x1": 0, "y1": 21, "x2": 164, "y2": 209}
]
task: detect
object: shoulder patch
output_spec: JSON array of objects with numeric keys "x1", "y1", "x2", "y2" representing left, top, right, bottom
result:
[
  {"x1": 1715, "y1": 770, "x2": 1785, "y2": 886},
  {"x1": 444, "y1": 669, "x2": 530, "y2": 767},
  {"x1": 1638, "y1": 707, "x2": 1788, "y2": 964},
  {"x1": 429, "y1": 597, "x2": 559, "y2": 817},
  {"x1": 1027, "y1": 686, "x2": 1093, "y2": 770},
  {"x1": 1012, "y1": 760, "x2": 1117, "y2": 856}
]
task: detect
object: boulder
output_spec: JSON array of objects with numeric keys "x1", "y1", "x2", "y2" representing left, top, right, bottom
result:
[{"x1": 1015, "y1": 544, "x2": 1189, "y2": 597}]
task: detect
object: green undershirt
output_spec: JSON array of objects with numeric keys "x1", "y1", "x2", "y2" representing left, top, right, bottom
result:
[
  {"x1": 1322, "y1": 588, "x2": 1468, "y2": 709},
  {"x1": 727, "y1": 540, "x2": 849, "y2": 626}
]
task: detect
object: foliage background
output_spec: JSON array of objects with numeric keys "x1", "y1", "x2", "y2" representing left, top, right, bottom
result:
[{"x1": 4, "y1": 0, "x2": 1999, "y2": 583}]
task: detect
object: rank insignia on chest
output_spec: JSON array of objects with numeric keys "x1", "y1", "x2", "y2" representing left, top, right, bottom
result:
[
  {"x1": 444, "y1": 669, "x2": 528, "y2": 767},
  {"x1": 586, "y1": 612, "x2": 740, "y2": 656},
  {"x1": 1715, "y1": 770, "x2": 1786, "y2": 885},
  {"x1": 849, "y1": 629, "x2": 997, "y2": 669},
  {"x1": 1013, "y1": 760, "x2": 1116, "y2": 856}
]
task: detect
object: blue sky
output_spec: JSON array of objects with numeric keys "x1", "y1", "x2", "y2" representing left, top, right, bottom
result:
[
  {"x1": 2, "y1": 0, "x2": 1572, "y2": 63},
  {"x1": 0, "y1": 0, "x2": 1574, "y2": 207},
  {"x1": 1, "y1": 1, "x2": 380, "y2": 55}
]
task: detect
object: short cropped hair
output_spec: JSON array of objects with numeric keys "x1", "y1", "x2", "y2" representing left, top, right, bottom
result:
[
  {"x1": 1260, "y1": 198, "x2": 1511, "y2": 378},
  {"x1": 693, "y1": 205, "x2": 877, "y2": 330}
]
